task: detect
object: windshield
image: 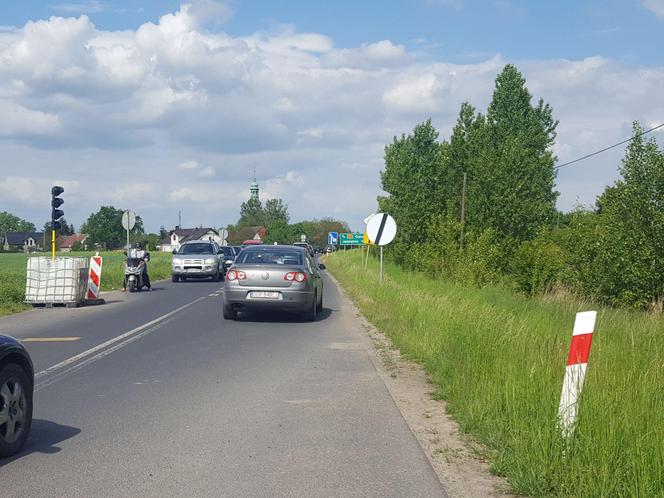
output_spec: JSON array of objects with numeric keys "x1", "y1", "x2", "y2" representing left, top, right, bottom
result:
[
  {"x1": 236, "y1": 249, "x2": 303, "y2": 266},
  {"x1": 178, "y1": 243, "x2": 215, "y2": 255},
  {"x1": 219, "y1": 247, "x2": 235, "y2": 257}
]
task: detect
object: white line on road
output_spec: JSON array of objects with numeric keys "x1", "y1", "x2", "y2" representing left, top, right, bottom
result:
[{"x1": 34, "y1": 296, "x2": 207, "y2": 391}]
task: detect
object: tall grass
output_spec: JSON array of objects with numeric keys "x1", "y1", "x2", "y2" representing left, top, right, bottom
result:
[
  {"x1": 0, "y1": 251, "x2": 173, "y2": 316},
  {"x1": 327, "y1": 250, "x2": 664, "y2": 497}
]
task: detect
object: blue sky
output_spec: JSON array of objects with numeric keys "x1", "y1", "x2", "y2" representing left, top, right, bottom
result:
[
  {"x1": 0, "y1": 0, "x2": 662, "y2": 232},
  {"x1": 5, "y1": 0, "x2": 663, "y2": 64}
]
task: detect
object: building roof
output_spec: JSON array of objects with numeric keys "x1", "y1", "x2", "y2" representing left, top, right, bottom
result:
[
  {"x1": 162, "y1": 227, "x2": 218, "y2": 245},
  {"x1": 57, "y1": 233, "x2": 88, "y2": 248},
  {"x1": 4, "y1": 232, "x2": 45, "y2": 245},
  {"x1": 228, "y1": 226, "x2": 266, "y2": 244}
]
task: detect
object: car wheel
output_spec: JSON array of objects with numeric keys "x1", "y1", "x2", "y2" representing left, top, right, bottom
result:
[
  {"x1": 215, "y1": 270, "x2": 221, "y2": 282},
  {"x1": 0, "y1": 363, "x2": 33, "y2": 458},
  {"x1": 304, "y1": 294, "x2": 318, "y2": 322},
  {"x1": 316, "y1": 291, "x2": 323, "y2": 313},
  {"x1": 172, "y1": 275, "x2": 179, "y2": 283},
  {"x1": 223, "y1": 304, "x2": 237, "y2": 320}
]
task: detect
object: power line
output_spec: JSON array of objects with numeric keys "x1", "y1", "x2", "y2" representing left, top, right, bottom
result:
[{"x1": 555, "y1": 122, "x2": 664, "y2": 170}]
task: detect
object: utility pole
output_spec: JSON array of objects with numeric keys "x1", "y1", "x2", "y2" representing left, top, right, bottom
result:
[{"x1": 460, "y1": 172, "x2": 467, "y2": 251}]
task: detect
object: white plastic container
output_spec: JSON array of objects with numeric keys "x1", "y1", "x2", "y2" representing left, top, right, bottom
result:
[{"x1": 25, "y1": 257, "x2": 88, "y2": 305}]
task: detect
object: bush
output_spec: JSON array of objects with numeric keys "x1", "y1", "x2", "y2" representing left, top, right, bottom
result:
[{"x1": 512, "y1": 231, "x2": 567, "y2": 295}]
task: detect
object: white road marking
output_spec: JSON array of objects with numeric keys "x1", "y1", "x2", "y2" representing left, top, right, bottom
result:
[{"x1": 34, "y1": 296, "x2": 207, "y2": 391}]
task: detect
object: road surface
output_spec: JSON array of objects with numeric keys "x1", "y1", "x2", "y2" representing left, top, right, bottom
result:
[{"x1": 0, "y1": 273, "x2": 446, "y2": 497}]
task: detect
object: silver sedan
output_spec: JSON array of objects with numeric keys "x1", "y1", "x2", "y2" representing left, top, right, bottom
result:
[{"x1": 222, "y1": 245, "x2": 323, "y2": 321}]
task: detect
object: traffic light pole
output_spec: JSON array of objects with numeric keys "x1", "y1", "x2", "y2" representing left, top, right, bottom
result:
[{"x1": 52, "y1": 228, "x2": 56, "y2": 260}]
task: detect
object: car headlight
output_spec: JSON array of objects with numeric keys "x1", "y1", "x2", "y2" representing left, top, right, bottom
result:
[
  {"x1": 173, "y1": 258, "x2": 182, "y2": 265},
  {"x1": 205, "y1": 258, "x2": 216, "y2": 265}
]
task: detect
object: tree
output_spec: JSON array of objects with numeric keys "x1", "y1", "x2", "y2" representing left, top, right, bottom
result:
[
  {"x1": 0, "y1": 212, "x2": 35, "y2": 234},
  {"x1": 159, "y1": 226, "x2": 168, "y2": 240},
  {"x1": 43, "y1": 218, "x2": 74, "y2": 235},
  {"x1": 264, "y1": 198, "x2": 290, "y2": 225},
  {"x1": 238, "y1": 197, "x2": 265, "y2": 227},
  {"x1": 80, "y1": 206, "x2": 144, "y2": 249},
  {"x1": 379, "y1": 119, "x2": 446, "y2": 265},
  {"x1": 468, "y1": 64, "x2": 558, "y2": 242},
  {"x1": 572, "y1": 123, "x2": 664, "y2": 308}
]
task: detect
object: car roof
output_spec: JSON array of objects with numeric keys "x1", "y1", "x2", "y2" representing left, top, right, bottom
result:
[{"x1": 241, "y1": 244, "x2": 306, "y2": 252}]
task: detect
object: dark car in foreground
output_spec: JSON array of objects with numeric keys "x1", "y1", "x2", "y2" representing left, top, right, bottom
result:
[
  {"x1": 0, "y1": 335, "x2": 34, "y2": 458},
  {"x1": 222, "y1": 245, "x2": 323, "y2": 321}
]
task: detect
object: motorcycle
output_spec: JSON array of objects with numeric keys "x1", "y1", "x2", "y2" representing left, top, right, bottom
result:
[{"x1": 125, "y1": 257, "x2": 148, "y2": 292}]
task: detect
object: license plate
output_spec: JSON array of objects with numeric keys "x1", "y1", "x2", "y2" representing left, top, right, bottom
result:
[
  {"x1": 248, "y1": 291, "x2": 281, "y2": 300},
  {"x1": 186, "y1": 268, "x2": 201, "y2": 272}
]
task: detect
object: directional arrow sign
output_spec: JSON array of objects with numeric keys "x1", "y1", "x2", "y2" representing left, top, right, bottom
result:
[
  {"x1": 328, "y1": 232, "x2": 339, "y2": 245},
  {"x1": 366, "y1": 213, "x2": 397, "y2": 246}
]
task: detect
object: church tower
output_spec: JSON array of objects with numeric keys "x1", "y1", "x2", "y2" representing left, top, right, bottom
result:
[{"x1": 250, "y1": 170, "x2": 259, "y2": 200}]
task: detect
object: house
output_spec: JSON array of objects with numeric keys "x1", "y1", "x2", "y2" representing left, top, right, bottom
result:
[
  {"x1": 2, "y1": 232, "x2": 46, "y2": 252},
  {"x1": 56, "y1": 234, "x2": 89, "y2": 252},
  {"x1": 227, "y1": 226, "x2": 267, "y2": 245},
  {"x1": 160, "y1": 228, "x2": 221, "y2": 252}
]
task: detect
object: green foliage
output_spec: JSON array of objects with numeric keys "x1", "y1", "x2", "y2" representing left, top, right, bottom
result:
[
  {"x1": 512, "y1": 230, "x2": 567, "y2": 295},
  {"x1": 263, "y1": 198, "x2": 290, "y2": 225},
  {"x1": 0, "y1": 211, "x2": 36, "y2": 234},
  {"x1": 238, "y1": 197, "x2": 265, "y2": 226},
  {"x1": 80, "y1": 206, "x2": 144, "y2": 249}
]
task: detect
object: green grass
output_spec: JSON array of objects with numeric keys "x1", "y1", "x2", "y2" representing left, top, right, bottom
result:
[
  {"x1": 0, "y1": 251, "x2": 173, "y2": 316},
  {"x1": 326, "y1": 250, "x2": 664, "y2": 497}
]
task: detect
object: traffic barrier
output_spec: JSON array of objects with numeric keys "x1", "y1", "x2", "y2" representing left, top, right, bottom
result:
[
  {"x1": 86, "y1": 255, "x2": 103, "y2": 300},
  {"x1": 558, "y1": 310, "x2": 597, "y2": 437}
]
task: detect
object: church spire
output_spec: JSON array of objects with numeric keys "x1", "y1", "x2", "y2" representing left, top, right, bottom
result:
[{"x1": 250, "y1": 169, "x2": 259, "y2": 200}]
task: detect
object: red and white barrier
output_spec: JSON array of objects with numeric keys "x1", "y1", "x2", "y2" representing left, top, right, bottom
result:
[
  {"x1": 86, "y1": 255, "x2": 103, "y2": 300},
  {"x1": 558, "y1": 311, "x2": 597, "y2": 437}
]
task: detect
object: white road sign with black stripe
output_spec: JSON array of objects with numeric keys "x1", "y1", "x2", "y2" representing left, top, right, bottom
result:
[{"x1": 366, "y1": 213, "x2": 397, "y2": 246}]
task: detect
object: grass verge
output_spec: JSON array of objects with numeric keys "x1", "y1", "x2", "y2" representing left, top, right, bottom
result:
[
  {"x1": 326, "y1": 249, "x2": 664, "y2": 497},
  {"x1": 0, "y1": 251, "x2": 173, "y2": 316}
]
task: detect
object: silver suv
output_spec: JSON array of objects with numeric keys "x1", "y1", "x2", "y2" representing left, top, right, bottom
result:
[{"x1": 172, "y1": 241, "x2": 223, "y2": 282}]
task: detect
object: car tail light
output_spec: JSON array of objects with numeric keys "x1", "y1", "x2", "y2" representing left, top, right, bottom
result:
[
  {"x1": 284, "y1": 271, "x2": 307, "y2": 282},
  {"x1": 227, "y1": 269, "x2": 246, "y2": 281}
]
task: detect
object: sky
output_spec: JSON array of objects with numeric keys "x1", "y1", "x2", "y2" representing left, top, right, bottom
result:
[{"x1": 1, "y1": 0, "x2": 663, "y2": 233}]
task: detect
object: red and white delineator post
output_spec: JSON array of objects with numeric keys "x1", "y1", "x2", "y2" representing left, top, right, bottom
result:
[
  {"x1": 558, "y1": 311, "x2": 597, "y2": 437},
  {"x1": 86, "y1": 254, "x2": 103, "y2": 300}
]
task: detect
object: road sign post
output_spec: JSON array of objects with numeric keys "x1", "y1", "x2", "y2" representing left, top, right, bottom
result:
[
  {"x1": 122, "y1": 210, "x2": 136, "y2": 251},
  {"x1": 366, "y1": 213, "x2": 397, "y2": 284}
]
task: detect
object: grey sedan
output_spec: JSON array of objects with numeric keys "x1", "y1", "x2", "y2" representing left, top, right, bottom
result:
[{"x1": 222, "y1": 245, "x2": 323, "y2": 321}]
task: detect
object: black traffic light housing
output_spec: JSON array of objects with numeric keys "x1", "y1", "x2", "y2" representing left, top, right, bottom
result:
[{"x1": 51, "y1": 186, "x2": 64, "y2": 231}]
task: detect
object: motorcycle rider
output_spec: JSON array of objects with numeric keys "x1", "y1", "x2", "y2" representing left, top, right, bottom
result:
[{"x1": 123, "y1": 242, "x2": 151, "y2": 291}]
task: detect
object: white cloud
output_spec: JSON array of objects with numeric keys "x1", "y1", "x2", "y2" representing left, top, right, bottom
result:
[
  {"x1": 179, "y1": 160, "x2": 199, "y2": 170},
  {"x1": 643, "y1": 0, "x2": 664, "y2": 17},
  {"x1": 199, "y1": 166, "x2": 215, "y2": 177}
]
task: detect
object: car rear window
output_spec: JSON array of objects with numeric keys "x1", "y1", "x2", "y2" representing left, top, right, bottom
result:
[
  {"x1": 236, "y1": 249, "x2": 303, "y2": 266},
  {"x1": 178, "y1": 243, "x2": 215, "y2": 255},
  {"x1": 219, "y1": 247, "x2": 235, "y2": 257}
]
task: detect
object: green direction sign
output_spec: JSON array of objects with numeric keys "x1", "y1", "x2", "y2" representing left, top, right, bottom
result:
[{"x1": 339, "y1": 232, "x2": 365, "y2": 245}]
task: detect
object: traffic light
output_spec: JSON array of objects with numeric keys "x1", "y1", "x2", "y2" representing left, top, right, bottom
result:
[{"x1": 51, "y1": 186, "x2": 64, "y2": 231}]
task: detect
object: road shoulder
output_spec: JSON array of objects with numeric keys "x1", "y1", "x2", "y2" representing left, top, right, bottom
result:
[{"x1": 328, "y1": 271, "x2": 515, "y2": 498}]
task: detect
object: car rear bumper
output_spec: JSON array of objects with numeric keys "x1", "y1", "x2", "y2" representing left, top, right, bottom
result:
[{"x1": 223, "y1": 287, "x2": 314, "y2": 311}]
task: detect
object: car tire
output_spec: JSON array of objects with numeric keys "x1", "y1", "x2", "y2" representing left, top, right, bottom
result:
[
  {"x1": 316, "y1": 292, "x2": 323, "y2": 313},
  {"x1": 172, "y1": 275, "x2": 179, "y2": 283},
  {"x1": 223, "y1": 303, "x2": 237, "y2": 320},
  {"x1": 0, "y1": 363, "x2": 33, "y2": 458},
  {"x1": 304, "y1": 294, "x2": 318, "y2": 322},
  {"x1": 214, "y1": 270, "x2": 221, "y2": 282}
]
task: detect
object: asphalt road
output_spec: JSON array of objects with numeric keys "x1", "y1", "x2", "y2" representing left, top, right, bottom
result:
[{"x1": 0, "y1": 272, "x2": 446, "y2": 497}]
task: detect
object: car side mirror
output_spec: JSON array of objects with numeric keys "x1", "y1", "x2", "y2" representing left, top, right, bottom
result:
[
  {"x1": 172, "y1": 249, "x2": 177, "y2": 255},
  {"x1": 318, "y1": 263, "x2": 326, "y2": 270}
]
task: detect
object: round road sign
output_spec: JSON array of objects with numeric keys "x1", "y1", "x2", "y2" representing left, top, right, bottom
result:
[
  {"x1": 122, "y1": 210, "x2": 136, "y2": 231},
  {"x1": 366, "y1": 213, "x2": 397, "y2": 246}
]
